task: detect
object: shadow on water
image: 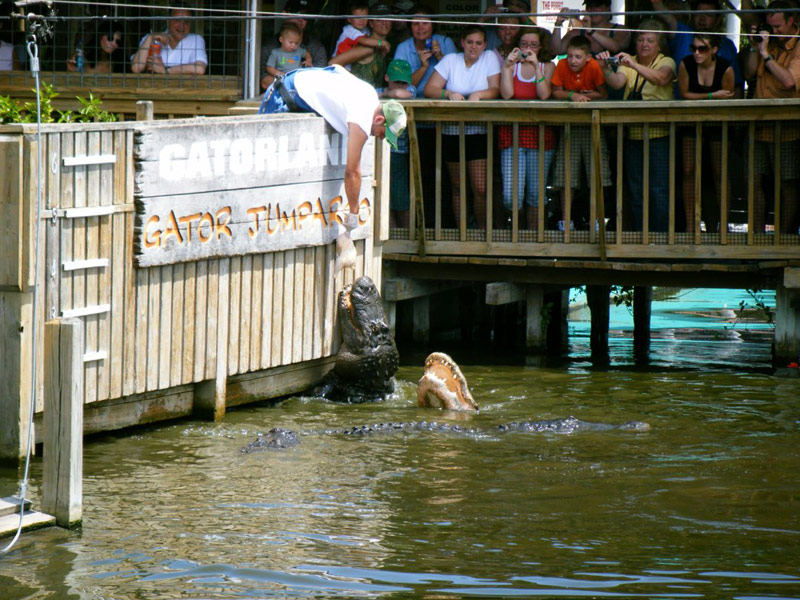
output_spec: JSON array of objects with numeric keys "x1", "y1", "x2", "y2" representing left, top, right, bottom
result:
[{"x1": 1, "y1": 288, "x2": 799, "y2": 599}]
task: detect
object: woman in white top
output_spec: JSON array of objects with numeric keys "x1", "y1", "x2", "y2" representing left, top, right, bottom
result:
[
  {"x1": 131, "y1": 7, "x2": 208, "y2": 75},
  {"x1": 423, "y1": 26, "x2": 501, "y2": 229}
]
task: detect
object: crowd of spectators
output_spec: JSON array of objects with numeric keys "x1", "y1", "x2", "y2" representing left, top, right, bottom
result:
[{"x1": 252, "y1": 0, "x2": 797, "y2": 233}]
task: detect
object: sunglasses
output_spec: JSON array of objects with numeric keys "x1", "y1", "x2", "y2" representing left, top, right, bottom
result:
[{"x1": 689, "y1": 44, "x2": 711, "y2": 53}]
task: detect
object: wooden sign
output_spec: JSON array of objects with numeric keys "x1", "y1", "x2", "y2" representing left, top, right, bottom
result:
[{"x1": 134, "y1": 114, "x2": 374, "y2": 267}]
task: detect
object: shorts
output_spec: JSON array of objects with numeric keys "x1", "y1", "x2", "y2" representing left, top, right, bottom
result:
[
  {"x1": 551, "y1": 125, "x2": 611, "y2": 189},
  {"x1": 441, "y1": 134, "x2": 488, "y2": 163}
]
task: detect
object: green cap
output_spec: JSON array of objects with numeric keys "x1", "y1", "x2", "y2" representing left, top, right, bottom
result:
[
  {"x1": 381, "y1": 100, "x2": 407, "y2": 150},
  {"x1": 386, "y1": 59, "x2": 412, "y2": 84}
]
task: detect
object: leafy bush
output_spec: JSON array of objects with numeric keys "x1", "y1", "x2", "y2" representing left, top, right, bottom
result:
[{"x1": 0, "y1": 82, "x2": 117, "y2": 124}]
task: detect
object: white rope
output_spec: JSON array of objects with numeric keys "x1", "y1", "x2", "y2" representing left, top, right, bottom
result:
[{"x1": 1, "y1": 35, "x2": 45, "y2": 555}]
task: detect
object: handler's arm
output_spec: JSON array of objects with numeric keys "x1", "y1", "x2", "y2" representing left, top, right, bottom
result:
[{"x1": 344, "y1": 123, "x2": 368, "y2": 214}]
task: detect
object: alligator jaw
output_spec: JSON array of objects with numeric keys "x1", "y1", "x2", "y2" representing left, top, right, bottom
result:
[{"x1": 417, "y1": 352, "x2": 479, "y2": 411}]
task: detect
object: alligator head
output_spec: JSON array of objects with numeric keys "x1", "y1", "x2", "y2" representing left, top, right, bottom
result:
[
  {"x1": 314, "y1": 276, "x2": 399, "y2": 403},
  {"x1": 417, "y1": 352, "x2": 479, "y2": 411}
]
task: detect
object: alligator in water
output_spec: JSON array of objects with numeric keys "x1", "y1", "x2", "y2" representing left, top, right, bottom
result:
[
  {"x1": 242, "y1": 417, "x2": 651, "y2": 452},
  {"x1": 313, "y1": 276, "x2": 399, "y2": 404},
  {"x1": 417, "y1": 352, "x2": 479, "y2": 411}
]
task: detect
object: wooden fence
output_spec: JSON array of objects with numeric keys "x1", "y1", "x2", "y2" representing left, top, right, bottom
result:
[
  {"x1": 389, "y1": 99, "x2": 800, "y2": 261},
  {"x1": 0, "y1": 114, "x2": 389, "y2": 460}
]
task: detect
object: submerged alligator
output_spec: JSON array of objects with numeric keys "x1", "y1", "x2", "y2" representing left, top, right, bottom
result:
[
  {"x1": 242, "y1": 418, "x2": 651, "y2": 452},
  {"x1": 313, "y1": 276, "x2": 399, "y2": 403}
]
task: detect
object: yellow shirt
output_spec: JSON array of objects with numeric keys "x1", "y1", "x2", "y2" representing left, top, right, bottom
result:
[{"x1": 619, "y1": 53, "x2": 676, "y2": 139}]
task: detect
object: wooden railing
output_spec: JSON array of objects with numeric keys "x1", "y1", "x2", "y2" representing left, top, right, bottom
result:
[
  {"x1": 388, "y1": 99, "x2": 800, "y2": 261},
  {"x1": 0, "y1": 71, "x2": 244, "y2": 117}
]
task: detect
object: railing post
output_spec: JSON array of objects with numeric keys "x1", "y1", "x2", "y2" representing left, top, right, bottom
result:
[
  {"x1": 136, "y1": 100, "x2": 154, "y2": 121},
  {"x1": 43, "y1": 318, "x2": 84, "y2": 528}
]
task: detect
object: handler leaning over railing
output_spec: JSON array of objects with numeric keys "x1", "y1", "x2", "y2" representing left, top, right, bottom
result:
[{"x1": 388, "y1": 98, "x2": 800, "y2": 260}]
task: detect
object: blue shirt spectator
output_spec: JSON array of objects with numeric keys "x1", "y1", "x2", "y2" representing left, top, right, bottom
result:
[{"x1": 394, "y1": 12, "x2": 457, "y2": 91}]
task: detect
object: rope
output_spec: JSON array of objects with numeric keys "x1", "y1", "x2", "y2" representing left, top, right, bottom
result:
[{"x1": 1, "y1": 34, "x2": 45, "y2": 555}]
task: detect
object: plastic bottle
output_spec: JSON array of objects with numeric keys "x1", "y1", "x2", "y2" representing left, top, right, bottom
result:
[{"x1": 74, "y1": 39, "x2": 85, "y2": 72}]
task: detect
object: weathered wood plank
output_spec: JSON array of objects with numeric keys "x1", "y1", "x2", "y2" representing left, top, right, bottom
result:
[
  {"x1": 486, "y1": 282, "x2": 525, "y2": 305},
  {"x1": 170, "y1": 262, "x2": 185, "y2": 388},
  {"x1": 157, "y1": 265, "x2": 173, "y2": 389},
  {"x1": 313, "y1": 244, "x2": 325, "y2": 359},
  {"x1": 270, "y1": 252, "x2": 284, "y2": 367},
  {"x1": 146, "y1": 267, "x2": 161, "y2": 391},
  {"x1": 193, "y1": 260, "x2": 209, "y2": 382},
  {"x1": 302, "y1": 247, "x2": 315, "y2": 362},
  {"x1": 382, "y1": 278, "x2": 464, "y2": 301},
  {"x1": 0, "y1": 135, "x2": 23, "y2": 290},
  {"x1": 282, "y1": 249, "x2": 296, "y2": 366},
  {"x1": 227, "y1": 256, "x2": 241, "y2": 376},
  {"x1": 239, "y1": 255, "x2": 252, "y2": 375},
  {"x1": 249, "y1": 254, "x2": 263, "y2": 372},
  {"x1": 181, "y1": 261, "x2": 196, "y2": 384},
  {"x1": 206, "y1": 260, "x2": 220, "y2": 381},
  {"x1": 261, "y1": 252, "x2": 274, "y2": 370}
]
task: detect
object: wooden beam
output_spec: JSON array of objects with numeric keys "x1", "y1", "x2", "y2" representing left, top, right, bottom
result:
[
  {"x1": 784, "y1": 268, "x2": 800, "y2": 289},
  {"x1": 486, "y1": 282, "x2": 525, "y2": 305},
  {"x1": 382, "y1": 278, "x2": 464, "y2": 302},
  {"x1": 525, "y1": 285, "x2": 545, "y2": 353}
]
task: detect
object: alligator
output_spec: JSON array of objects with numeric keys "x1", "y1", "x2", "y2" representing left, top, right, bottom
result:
[
  {"x1": 313, "y1": 276, "x2": 399, "y2": 404},
  {"x1": 417, "y1": 352, "x2": 479, "y2": 411},
  {"x1": 241, "y1": 417, "x2": 651, "y2": 452}
]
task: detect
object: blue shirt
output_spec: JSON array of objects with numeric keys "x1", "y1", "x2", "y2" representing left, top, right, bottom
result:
[{"x1": 394, "y1": 34, "x2": 458, "y2": 93}]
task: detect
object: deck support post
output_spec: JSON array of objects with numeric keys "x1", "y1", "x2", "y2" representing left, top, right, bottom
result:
[
  {"x1": 587, "y1": 285, "x2": 610, "y2": 364},
  {"x1": 412, "y1": 296, "x2": 430, "y2": 344},
  {"x1": 43, "y1": 318, "x2": 84, "y2": 528},
  {"x1": 545, "y1": 289, "x2": 570, "y2": 355},
  {"x1": 774, "y1": 283, "x2": 800, "y2": 367},
  {"x1": 633, "y1": 286, "x2": 653, "y2": 364},
  {"x1": 525, "y1": 285, "x2": 545, "y2": 353},
  {"x1": 382, "y1": 299, "x2": 397, "y2": 336}
]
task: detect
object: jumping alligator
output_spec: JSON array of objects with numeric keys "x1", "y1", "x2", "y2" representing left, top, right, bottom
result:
[
  {"x1": 313, "y1": 276, "x2": 399, "y2": 404},
  {"x1": 242, "y1": 417, "x2": 651, "y2": 452}
]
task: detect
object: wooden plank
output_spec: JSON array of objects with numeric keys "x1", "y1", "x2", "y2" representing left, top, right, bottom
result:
[
  {"x1": 133, "y1": 264, "x2": 148, "y2": 394},
  {"x1": 239, "y1": 255, "x2": 253, "y2": 375},
  {"x1": 720, "y1": 123, "x2": 729, "y2": 245},
  {"x1": 83, "y1": 131, "x2": 101, "y2": 405},
  {"x1": 170, "y1": 263, "x2": 185, "y2": 388},
  {"x1": 282, "y1": 249, "x2": 296, "y2": 366},
  {"x1": 486, "y1": 282, "x2": 525, "y2": 305},
  {"x1": 302, "y1": 247, "x2": 315, "y2": 361},
  {"x1": 249, "y1": 254, "x2": 263, "y2": 372},
  {"x1": 96, "y1": 131, "x2": 114, "y2": 401},
  {"x1": 157, "y1": 265, "x2": 173, "y2": 389},
  {"x1": 323, "y1": 242, "x2": 336, "y2": 356},
  {"x1": 122, "y1": 212, "x2": 137, "y2": 397},
  {"x1": 270, "y1": 252, "x2": 285, "y2": 367},
  {"x1": 215, "y1": 257, "x2": 231, "y2": 417},
  {"x1": 205, "y1": 260, "x2": 220, "y2": 382},
  {"x1": 63, "y1": 154, "x2": 116, "y2": 167},
  {"x1": 227, "y1": 256, "x2": 241, "y2": 376},
  {"x1": 260, "y1": 253, "x2": 274, "y2": 369},
  {"x1": 146, "y1": 267, "x2": 161, "y2": 391},
  {"x1": 44, "y1": 134, "x2": 60, "y2": 322},
  {"x1": 182, "y1": 261, "x2": 196, "y2": 384},
  {"x1": 312, "y1": 245, "x2": 326, "y2": 359},
  {"x1": 193, "y1": 260, "x2": 209, "y2": 382}
]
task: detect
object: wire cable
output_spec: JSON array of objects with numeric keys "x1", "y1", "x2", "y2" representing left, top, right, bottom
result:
[{"x1": 1, "y1": 34, "x2": 45, "y2": 556}]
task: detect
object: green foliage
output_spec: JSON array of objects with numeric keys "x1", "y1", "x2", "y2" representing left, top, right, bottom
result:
[
  {"x1": 0, "y1": 82, "x2": 117, "y2": 124},
  {"x1": 610, "y1": 285, "x2": 635, "y2": 312}
]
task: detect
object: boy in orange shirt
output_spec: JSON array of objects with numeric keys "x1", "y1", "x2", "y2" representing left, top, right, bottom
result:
[{"x1": 551, "y1": 36, "x2": 611, "y2": 229}]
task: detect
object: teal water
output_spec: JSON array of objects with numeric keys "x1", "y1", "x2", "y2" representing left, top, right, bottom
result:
[{"x1": 1, "y1": 288, "x2": 798, "y2": 600}]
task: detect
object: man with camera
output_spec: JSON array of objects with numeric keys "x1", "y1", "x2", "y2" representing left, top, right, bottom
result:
[{"x1": 743, "y1": 0, "x2": 800, "y2": 234}]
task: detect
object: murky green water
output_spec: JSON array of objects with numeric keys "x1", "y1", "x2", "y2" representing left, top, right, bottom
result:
[{"x1": 2, "y1": 290, "x2": 799, "y2": 599}]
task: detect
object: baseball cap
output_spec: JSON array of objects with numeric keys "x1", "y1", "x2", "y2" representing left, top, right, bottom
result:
[
  {"x1": 392, "y1": 0, "x2": 416, "y2": 13},
  {"x1": 386, "y1": 59, "x2": 412, "y2": 83},
  {"x1": 381, "y1": 100, "x2": 407, "y2": 150},
  {"x1": 372, "y1": 3, "x2": 392, "y2": 15}
]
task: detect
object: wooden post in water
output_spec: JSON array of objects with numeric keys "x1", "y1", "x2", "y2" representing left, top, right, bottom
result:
[
  {"x1": 633, "y1": 286, "x2": 653, "y2": 364},
  {"x1": 525, "y1": 285, "x2": 544, "y2": 353},
  {"x1": 43, "y1": 318, "x2": 84, "y2": 528},
  {"x1": 545, "y1": 289, "x2": 570, "y2": 356},
  {"x1": 587, "y1": 285, "x2": 610, "y2": 365},
  {"x1": 774, "y1": 271, "x2": 800, "y2": 367},
  {"x1": 412, "y1": 297, "x2": 430, "y2": 344}
]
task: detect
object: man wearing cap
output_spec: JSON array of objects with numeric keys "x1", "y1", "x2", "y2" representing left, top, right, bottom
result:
[
  {"x1": 260, "y1": 0, "x2": 328, "y2": 90},
  {"x1": 259, "y1": 65, "x2": 407, "y2": 264}
]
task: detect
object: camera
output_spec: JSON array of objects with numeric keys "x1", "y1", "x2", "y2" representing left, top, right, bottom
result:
[
  {"x1": 605, "y1": 56, "x2": 620, "y2": 67},
  {"x1": 425, "y1": 38, "x2": 433, "y2": 51},
  {"x1": 520, "y1": 51, "x2": 529, "y2": 59},
  {"x1": 754, "y1": 22, "x2": 773, "y2": 45}
]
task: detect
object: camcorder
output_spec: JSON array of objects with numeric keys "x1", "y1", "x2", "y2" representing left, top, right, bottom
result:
[{"x1": 754, "y1": 22, "x2": 773, "y2": 45}]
